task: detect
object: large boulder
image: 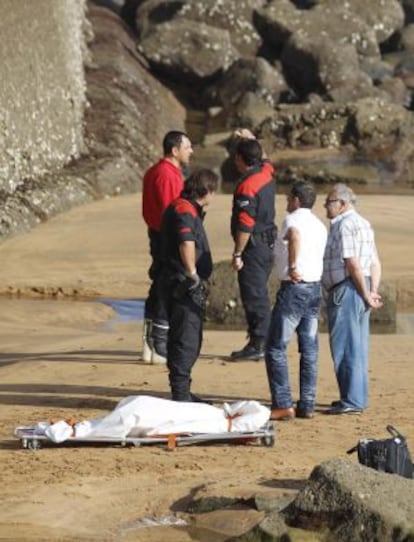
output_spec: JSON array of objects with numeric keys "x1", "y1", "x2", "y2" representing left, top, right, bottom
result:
[
  {"x1": 284, "y1": 458, "x2": 414, "y2": 541},
  {"x1": 134, "y1": 0, "x2": 265, "y2": 80},
  {"x1": 254, "y1": 0, "x2": 380, "y2": 58},
  {"x1": 209, "y1": 57, "x2": 287, "y2": 127},
  {"x1": 206, "y1": 260, "x2": 396, "y2": 328}
]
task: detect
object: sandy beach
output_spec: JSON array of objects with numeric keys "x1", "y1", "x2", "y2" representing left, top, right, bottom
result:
[{"x1": 0, "y1": 192, "x2": 413, "y2": 541}]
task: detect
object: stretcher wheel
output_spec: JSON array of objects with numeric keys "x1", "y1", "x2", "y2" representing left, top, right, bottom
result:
[
  {"x1": 260, "y1": 435, "x2": 275, "y2": 447},
  {"x1": 27, "y1": 439, "x2": 41, "y2": 450}
]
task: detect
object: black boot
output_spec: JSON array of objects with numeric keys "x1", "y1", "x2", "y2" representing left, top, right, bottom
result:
[
  {"x1": 151, "y1": 319, "x2": 168, "y2": 363},
  {"x1": 230, "y1": 337, "x2": 265, "y2": 361}
]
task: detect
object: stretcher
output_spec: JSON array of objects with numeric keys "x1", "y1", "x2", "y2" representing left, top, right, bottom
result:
[{"x1": 14, "y1": 421, "x2": 275, "y2": 451}]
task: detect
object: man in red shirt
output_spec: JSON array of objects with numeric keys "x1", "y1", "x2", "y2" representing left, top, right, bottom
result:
[{"x1": 142, "y1": 131, "x2": 193, "y2": 363}]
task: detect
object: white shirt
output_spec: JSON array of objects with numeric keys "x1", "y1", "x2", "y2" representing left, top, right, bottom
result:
[{"x1": 274, "y1": 208, "x2": 327, "y2": 282}]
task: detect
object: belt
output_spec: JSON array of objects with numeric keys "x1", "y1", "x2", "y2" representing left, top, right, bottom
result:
[
  {"x1": 328, "y1": 276, "x2": 370, "y2": 292},
  {"x1": 252, "y1": 226, "x2": 277, "y2": 243},
  {"x1": 281, "y1": 280, "x2": 320, "y2": 286},
  {"x1": 328, "y1": 278, "x2": 350, "y2": 292}
]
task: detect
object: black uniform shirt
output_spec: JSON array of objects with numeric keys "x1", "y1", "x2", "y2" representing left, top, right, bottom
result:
[{"x1": 161, "y1": 197, "x2": 213, "y2": 280}]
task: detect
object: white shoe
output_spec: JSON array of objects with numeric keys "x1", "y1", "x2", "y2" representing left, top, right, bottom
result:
[
  {"x1": 141, "y1": 319, "x2": 153, "y2": 364},
  {"x1": 142, "y1": 337, "x2": 153, "y2": 364},
  {"x1": 151, "y1": 350, "x2": 167, "y2": 365}
]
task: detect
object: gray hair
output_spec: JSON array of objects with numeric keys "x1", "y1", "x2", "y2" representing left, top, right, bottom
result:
[{"x1": 332, "y1": 183, "x2": 357, "y2": 204}]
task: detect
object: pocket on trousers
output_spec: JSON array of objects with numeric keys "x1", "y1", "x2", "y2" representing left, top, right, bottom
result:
[{"x1": 332, "y1": 283, "x2": 347, "y2": 306}]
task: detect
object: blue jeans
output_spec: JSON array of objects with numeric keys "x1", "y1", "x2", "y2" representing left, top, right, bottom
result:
[
  {"x1": 327, "y1": 278, "x2": 371, "y2": 409},
  {"x1": 265, "y1": 281, "x2": 321, "y2": 412}
]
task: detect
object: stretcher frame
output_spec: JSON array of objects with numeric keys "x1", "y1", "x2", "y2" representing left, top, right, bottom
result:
[{"x1": 14, "y1": 421, "x2": 276, "y2": 451}]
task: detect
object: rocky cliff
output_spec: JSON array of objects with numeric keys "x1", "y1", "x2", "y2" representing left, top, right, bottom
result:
[{"x1": 1, "y1": 0, "x2": 414, "y2": 242}]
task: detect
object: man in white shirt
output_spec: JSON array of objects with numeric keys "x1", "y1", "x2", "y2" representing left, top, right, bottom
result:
[{"x1": 266, "y1": 181, "x2": 327, "y2": 421}]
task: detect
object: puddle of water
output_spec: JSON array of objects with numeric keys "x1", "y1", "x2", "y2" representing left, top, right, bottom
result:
[
  {"x1": 99, "y1": 298, "x2": 413, "y2": 335},
  {"x1": 99, "y1": 298, "x2": 145, "y2": 329}
]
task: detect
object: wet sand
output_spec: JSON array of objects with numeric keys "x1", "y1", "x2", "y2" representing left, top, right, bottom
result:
[{"x1": 0, "y1": 192, "x2": 413, "y2": 541}]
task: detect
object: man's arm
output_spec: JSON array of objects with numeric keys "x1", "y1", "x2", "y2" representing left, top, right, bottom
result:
[
  {"x1": 285, "y1": 226, "x2": 302, "y2": 282},
  {"x1": 179, "y1": 240, "x2": 196, "y2": 276},
  {"x1": 370, "y1": 245, "x2": 381, "y2": 294}
]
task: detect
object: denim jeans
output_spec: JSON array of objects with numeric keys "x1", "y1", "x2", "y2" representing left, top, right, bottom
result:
[
  {"x1": 327, "y1": 278, "x2": 370, "y2": 409},
  {"x1": 265, "y1": 281, "x2": 321, "y2": 412}
]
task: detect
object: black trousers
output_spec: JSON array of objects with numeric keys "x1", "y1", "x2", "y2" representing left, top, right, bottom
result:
[
  {"x1": 166, "y1": 283, "x2": 204, "y2": 401},
  {"x1": 238, "y1": 240, "x2": 274, "y2": 340}
]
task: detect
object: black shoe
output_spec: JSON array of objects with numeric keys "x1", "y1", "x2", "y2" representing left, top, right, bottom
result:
[
  {"x1": 295, "y1": 407, "x2": 314, "y2": 419},
  {"x1": 326, "y1": 404, "x2": 363, "y2": 415},
  {"x1": 230, "y1": 340, "x2": 265, "y2": 361}
]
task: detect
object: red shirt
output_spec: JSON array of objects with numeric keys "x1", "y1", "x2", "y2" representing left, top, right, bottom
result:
[{"x1": 142, "y1": 159, "x2": 184, "y2": 231}]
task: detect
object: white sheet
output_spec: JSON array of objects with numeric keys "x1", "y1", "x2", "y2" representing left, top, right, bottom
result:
[{"x1": 42, "y1": 395, "x2": 270, "y2": 443}]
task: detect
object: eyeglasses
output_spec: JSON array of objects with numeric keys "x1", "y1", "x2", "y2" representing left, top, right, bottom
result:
[{"x1": 325, "y1": 198, "x2": 340, "y2": 206}]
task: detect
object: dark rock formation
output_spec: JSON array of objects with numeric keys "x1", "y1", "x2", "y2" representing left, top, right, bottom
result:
[
  {"x1": 2, "y1": 0, "x2": 414, "y2": 244},
  {"x1": 0, "y1": 0, "x2": 87, "y2": 194},
  {"x1": 0, "y1": 3, "x2": 185, "y2": 240},
  {"x1": 206, "y1": 260, "x2": 396, "y2": 326},
  {"x1": 132, "y1": 0, "x2": 265, "y2": 80}
]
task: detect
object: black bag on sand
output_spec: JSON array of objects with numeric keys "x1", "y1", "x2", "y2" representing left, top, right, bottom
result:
[{"x1": 347, "y1": 425, "x2": 414, "y2": 479}]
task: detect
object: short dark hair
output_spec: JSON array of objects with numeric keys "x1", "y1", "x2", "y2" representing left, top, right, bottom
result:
[
  {"x1": 290, "y1": 181, "x2": 316, "y2": 209},
  {"x1": 182, "y1": 169, "x2": 219, "y2": 199},
  {"x1": 235, "y1": 138, "x2": 263, "y2": 166},
  {"x1": 163, "y1": 131, "x2": 188, "y2": 155}
]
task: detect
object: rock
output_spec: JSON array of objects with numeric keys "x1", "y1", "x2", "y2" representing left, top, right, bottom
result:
[
  {"x1": 137, "y1": 18, "x2": 239, "y2": 80},
  {"x1": 284, "y1": 458, "x2": 414, "y2": 541},
  {"x1": 255, "y1": 1, "x2": 380, "y2": 58},
  {"x1": 188, "y1": 496, "x2": 241, "y2": 514},
  {"x1": 206, "y1": 261, "x2": 396, "y2": 328},
  {"x1": 189, "y1": 504, "x2": 265, "y2": 541},
  {"x1": 134, "y1": 0, "x2": 264, "y2": 80},
  {"x1": 0, "y1": 0, "x2": 87, "y2": 194},
  {"x1": 281, "y1": 32, "x2": 366, "y2": 100},
  {"x1": 0, "y1": 4, "x2": 186, "y2": 241}
]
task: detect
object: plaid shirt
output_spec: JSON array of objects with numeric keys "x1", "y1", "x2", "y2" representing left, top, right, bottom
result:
[{"x1": 322, "y1": 209, "x2": 377, "y2": 290}]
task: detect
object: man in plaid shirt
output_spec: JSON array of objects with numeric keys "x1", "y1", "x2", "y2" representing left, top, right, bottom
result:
[{"x1": 322, "y1": 183, "x2": 382, "y2": 415}]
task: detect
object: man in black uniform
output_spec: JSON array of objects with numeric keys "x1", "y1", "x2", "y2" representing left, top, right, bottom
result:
[
  {"x1": 230, "y1": 138, "x2": 277, "y2": 361},
  {"x1": 159, "y1": 169, "x2": 218, "y2": 402}
]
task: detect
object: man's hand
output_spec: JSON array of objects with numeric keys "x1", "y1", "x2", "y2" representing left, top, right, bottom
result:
[
  {"x1": 288, "y1": 267, "x2": 302, "y2": 283},
  {"x1": 185, "y1": 270, "x2": 201, "y2": 290},
  {"x1": 366, "y1": 291, "x2": 383, "y2": 309},
  {"x1": 233, "y1": 128, "x2": 256, "y2": 140},
  {"x1": 231, "y1": 253, "x2": 244, "y2": 271}
]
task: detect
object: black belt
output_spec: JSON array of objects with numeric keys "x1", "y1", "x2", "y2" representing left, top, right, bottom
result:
[
  {"x1": 328, "y1": 277, "x2": 350, "y2": 292},
  {"x1": 328, "y1": 276, "x2": 370, "y2": 292},
  {"x1": 281, "y1": 280, "x2": 320, "y2": 286},
  {"x1": 252, "y1": 226, "x2": 277, "y2": 243}
]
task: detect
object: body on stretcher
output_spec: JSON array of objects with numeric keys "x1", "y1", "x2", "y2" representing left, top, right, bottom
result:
[
  {"x1": 13, "y1": 395, "x2": 276, "y2": 450},
  {"x1": 14, "y1": 422, "x2": 275, "y2": 450}
]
